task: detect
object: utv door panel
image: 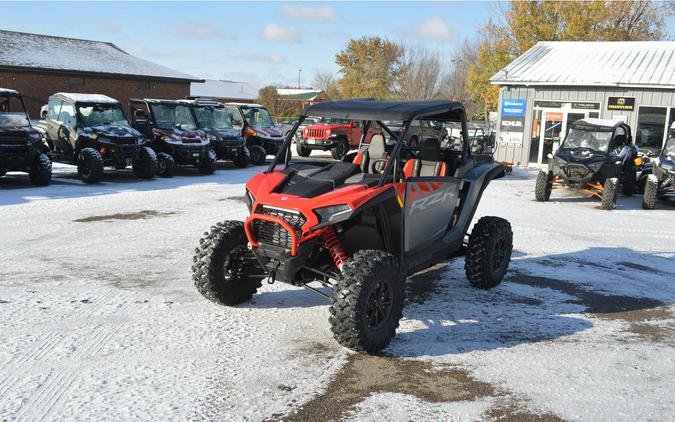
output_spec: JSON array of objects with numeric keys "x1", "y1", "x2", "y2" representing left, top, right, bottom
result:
[{"x1": 404, "y1": 177, "x2": 461, "y2": 253}]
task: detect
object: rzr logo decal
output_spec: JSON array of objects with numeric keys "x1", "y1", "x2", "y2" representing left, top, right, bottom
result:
[{"x1": 408, "y1": 182, "x2": 457, "y2": 213}]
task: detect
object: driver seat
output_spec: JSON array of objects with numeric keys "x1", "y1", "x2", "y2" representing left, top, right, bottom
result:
[{"x1": 404, "y1": 138, "x2": 447, "y2": 177}]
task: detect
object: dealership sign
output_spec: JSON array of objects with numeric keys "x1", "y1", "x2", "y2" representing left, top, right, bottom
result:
[
  {"x1": 500, "y1": 116, "x2": 525, "y2": 133},
  {"x1": 501, "y1": 99, "x2": 526, "y2": 116},
  {"x1": 607, "y1": 96, "x2": 635, "y2": 111}
]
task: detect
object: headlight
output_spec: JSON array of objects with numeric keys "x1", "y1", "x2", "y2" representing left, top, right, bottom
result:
[
  {"x1": 313, "y1": 204, "x2": 352, "y2": 227},
  {"x1": 244, "y1": 189, "x2": 255, "y2": 212}
]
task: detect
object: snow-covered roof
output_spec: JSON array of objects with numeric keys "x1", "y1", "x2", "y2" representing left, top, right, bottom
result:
[
  {"x1": 190, "y1": 80, "x2": 258, "y2": 101},
  {"x1": 53, "y1": 92, "x2": 119, "y2": 104},
  {"x1": 491, "y1": 41, "x2": 675, "y2": 89},
  {"x1": 0, "y1": 30, "x2": 201, "y2": 82},
  {"x1": 578, "y1": 118, "x2": 623, "y2": 128},
  {"x1": 0, "y1": 88, "x2": 21, "y2": 96}
]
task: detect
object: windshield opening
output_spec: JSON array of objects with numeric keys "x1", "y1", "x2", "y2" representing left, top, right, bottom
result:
[
  {"x1": 242, "y1": 107, "x2": 274, "y2": 128},
  {"x1": 562, "y1": 127, "x2": 613, "y2": 153},
  {"x1": 77, "y1": 104, "x2": 128, "y2": 127},
  {"x1": 319, "y1": 117, "x2": 350, "y2": 125},
  {"x1": 151, "y1": 104, "x2": 197, "y2": 130},
  {"x1": 194, "y1": 106, "x2": 233, "y2": 130},
  {"x1": 0, "y1": 97, "x2": 30, "y2": 128}
]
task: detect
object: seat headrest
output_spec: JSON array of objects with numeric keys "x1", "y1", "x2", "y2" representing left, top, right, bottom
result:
[
  {"x1": 420, "y1": 138, "x2": 441, "y2": 161},
  {"x1": 369, "y1": 134, "x2": 386, "y2": 157},
  {"x1": 134, "y1": 109, "x2": 148, "y2": 120}
]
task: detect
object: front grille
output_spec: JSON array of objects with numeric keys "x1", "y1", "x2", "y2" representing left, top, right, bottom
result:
[
  {"x1": 115, "y1": 137, "x2": 138, "y2": 145},
  {"x1": 304, "y1": 128, "x2": 326, "y2": 139},
  {"x1": 252, "y1": 206, "x2": 306, "y2": 249},
  {"x1": 182, "y1": 137, "x2": 203, "y2": 144},
  {"x1": 563, "y1": 164, "x2": 592, "y2": 180},
  {"x1": 0, "y1": 136, "x2": 29, "y2": 145}
]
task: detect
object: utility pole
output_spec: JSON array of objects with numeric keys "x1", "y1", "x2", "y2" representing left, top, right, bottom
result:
[{"x1": 298, "y1": 69, "x2": 301, "y2": 89}]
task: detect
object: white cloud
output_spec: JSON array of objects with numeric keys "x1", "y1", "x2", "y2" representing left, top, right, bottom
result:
[
  {"x1": 233, "y1": 53, "x2": 287, "y2": 64},
  {"x1": 167, "y1": 20, "x2": 222, "y2": 39},
  {"x1": 134, "y1": 45, "x2": 193, "y2": 59},
  {"x1": 417, "y1": 16, "x2": 454, "y2": 41},
  {"x1": 259, "y1": 24, "x2": 301, "y2": 43},
  {"x1": 96, "y1": 23, "x2": 121, "y2": 34},
  {"x1": 279, "y1": 4, "x2": 336, "y2": 22}
]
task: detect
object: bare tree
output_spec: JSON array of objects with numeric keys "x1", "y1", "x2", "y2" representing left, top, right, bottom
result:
[
  {"x1": 395, "y1": 43, "x2": 445, "y2": 100},
  {"x1": 313, "y1": 72, "x2": 341, "y2": 99},
  {"x1": 440, "y1": 38, "x2": 480, "y2": 117}
]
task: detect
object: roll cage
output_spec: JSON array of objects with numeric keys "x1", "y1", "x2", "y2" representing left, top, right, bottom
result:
[
  {"x1": 267, "y1": 100, "x2": 470, "y2": 186},
  {"x1": 0, "y1": 89, "x2": 32, "y2": 126}
]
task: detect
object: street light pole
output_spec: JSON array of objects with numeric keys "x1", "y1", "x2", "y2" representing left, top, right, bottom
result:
[{"x1": 298, "y1": 69, "x2": 301, "y2": 89}]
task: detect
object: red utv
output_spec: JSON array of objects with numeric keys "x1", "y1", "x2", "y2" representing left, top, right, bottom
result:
[
  {"x1": 192, "y1": 100, "x2": 512, "y2": 353},
  {"x1": 129, "y1": 99, "x2": 216, "y2": 177},
  {"x1": 296, "y1": 117, "x2": 382, "y2": 159}
]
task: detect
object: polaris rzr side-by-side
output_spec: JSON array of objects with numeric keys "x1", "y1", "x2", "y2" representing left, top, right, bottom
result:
[
  {"x1": 643, "y1": 122, "x2": 675, "y2": 209},
  {"x1": 129, "y1": 99, "x2": 215, "y2": 177},
  {"x1": 226, "y1": 103, "x2": 284, "y2": 166},
  {"x1": 0, "y1": 88, "x2": 51, "y2": 185},
  {"x1": 186, "y1": 100, "x2": 250, "y2": 168},
  {"x1": 192, "y1": 100, "x2": 513, "y2": 353},
  {"x1": 39, "y1": 93, "x2": 156, "y2": 183},
  {"x1": 535, "y1": 119, "x2": 638, "y2": 210}
]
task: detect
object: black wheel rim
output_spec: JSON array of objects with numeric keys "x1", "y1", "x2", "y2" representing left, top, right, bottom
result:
[
  {"x1": 493, "y1": 236, "x2": 507, "y2": 270},
  {"x1": 339, "y1": 143, "x2": 347, "y2": 157},
  {"x1": 252, "y1": 149, "x2": 263, "y2": 164},
  {"x1": 158, "y1": 159, "x2": 166, "y2": 173},
  {"x1": 79, "y1": 154, "x2": 91, "y2": 177},
  {"x1": 222, "y1": 245, "x2": 254, "y2": 280},
  {"x1": 365, "y1": 279, "x2": 394, "y2": 329}
]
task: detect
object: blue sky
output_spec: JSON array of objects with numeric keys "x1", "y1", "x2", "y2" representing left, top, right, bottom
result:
[{"x1": 1, "y1": 1, "x2": 495, "y2": 88}]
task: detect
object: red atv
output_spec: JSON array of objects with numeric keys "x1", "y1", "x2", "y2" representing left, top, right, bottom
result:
[
  {"x1": 296, "y1": 118, "x2": 380, "y2": 159},
  {"x1": 192, "y1": 100, "x2": 512, "y2": 353}
]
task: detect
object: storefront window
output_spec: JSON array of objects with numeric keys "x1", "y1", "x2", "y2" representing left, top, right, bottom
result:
[{"x1": 636, "y1": 106, "x2": 667, "y2": 151}]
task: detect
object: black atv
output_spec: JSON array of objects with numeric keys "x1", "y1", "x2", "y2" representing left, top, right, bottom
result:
[
  {"x1": 129, "y1": 99, "x2": 215, "y2": 177},
  {"x1": 226, "y1": 103, "x2": 284, "y2": 166},
  {"x1": 40, "y1": 93, "x2": 156, "y2": 183},
  {"x1": 535, "y1": 119, "x2": 638, "y2": 210},
  {"x1": 186, "y1": 100, "x2": 250, "y2": 168},
  {"x1": 643, "y1": 122, "x2": 675, "y2": 209},
  {"x1": 192, "y1": 99, "x2": 512, "y2": 353},
  {"x1": 0, "y1": 88, "x2": 51, "y2": 185}
]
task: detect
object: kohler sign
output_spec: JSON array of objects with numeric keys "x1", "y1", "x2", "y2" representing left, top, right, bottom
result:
[{"x1": 499, "y1": 98, "x2": 526, "y2": 144}]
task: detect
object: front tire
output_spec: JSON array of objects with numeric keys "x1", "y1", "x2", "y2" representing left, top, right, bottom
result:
[
  {"x1": 197, "y1": 149, "x2": 217, "y2": 174},
  {"x1": 329, "y1": 250, "x2": 405, "y2": 353},
  {"x1": 534, "y1": 170, "x2": 552, "y2": 201},
  {"x1": 601, "y1": 177, "x2": 618, "y2": 210},
  {"x1": 29, "y1": 153, "x2": 52, "y2": 186},
  {"x1": 192, "y1": 221, "x2": 263, "y2": 305},
  {"x1": 331, "y1": 139, "x2": 349, "y2": 160},
  {"x1": 296, "y1": 143, "x2": 311, "y2": 157},
  {"x1": 77, "y1": 147, "x2": 104, "y2": 184},
  {"x1": 232, "y1": 152, "x2": 250, "y2": 168},
  {"x1": 132, "y1": 146, "x2": 157, "y2": 179},
  {"x1": 156, "y1": 152, "x2": 176, "y2": 177},
  {"x1": 465, "y1": 216, "x2": 513, "y2": 289},
  {"x1": 642, "y1": 174, "x2": 658, "y2": 210},
  {"x1": 249, "y1": 145, "x2": 266, "y2": 165}
]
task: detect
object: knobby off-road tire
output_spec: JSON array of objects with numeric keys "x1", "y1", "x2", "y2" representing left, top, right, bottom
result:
[
  {"x1": 249, "y1": 145, "x2": 267, "y2": 166},
  {"x1": 534, "y1": 170, "x2": 552, "y2": 201},
  {"x1": 192, "y1": 221, "x2": 263, "y2": 305},
  {"x1": 29, "y1": 153, "x2": 52, "y2": 186},
  {"x1": 77, "y1": 147, "x2": 104, "y2": 184},
  {"x1": 197, "y1": 149, "x2": 217, "y2": 175},
  {"x1": 601, "y1": 177, "x2": 618, "y2": 210},
  {"x1": 331, "y1": 139, "x2": 349, "y2": 160},
  {"x1": 156, "y1": 152, "x2": 176, "y2": 178},
  {"x1": 621, "y1": 165, "x2": 637, "y2": 196},
  {"x1": 329, "y1": 250, "x2": 405, "y2": 353},
  {"x1": 132, "y1": 146, "x2": 157, "y2": 179},
  {"x1": 642, "y1": 174, "x2": 658, "y2": 210},
  {"x1": 232, "y1": 152, "x2": 250, "y2": 168},
  {"x1": 296, "y1": 143, "x2": 311, "y2": 157},
  {"x1": 465, "y1": 216, "x2": 513, "y2": 289}
]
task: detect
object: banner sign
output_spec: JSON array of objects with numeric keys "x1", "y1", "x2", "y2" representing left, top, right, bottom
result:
[
  {"x1": 607, "y1": 97, "x2": 635, "y2": 111},
  {"x1": 500, "y1": 116, "x2": 525, "y2": 133},
  {"x1": 501, "y1": 99, "x2": 526, "y2": 117}
]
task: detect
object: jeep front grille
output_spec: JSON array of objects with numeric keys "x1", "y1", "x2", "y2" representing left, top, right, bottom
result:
[
  {"x1": 252, "y1": 206, "x2": 306, "y2": 249},
  {"x1": 304, "y1": 128, "x2": 326, "y2": 139},
  {"x1": 563, "y1": 164, "x2": 592, "y2": 180}
]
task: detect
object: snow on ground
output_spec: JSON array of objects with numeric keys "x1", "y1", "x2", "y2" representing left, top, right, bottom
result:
[{"x1": 1, "y1": 161, "x2": 674, "y2": 421}]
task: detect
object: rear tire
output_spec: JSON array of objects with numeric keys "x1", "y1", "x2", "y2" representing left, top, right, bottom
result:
[
  {"x1": 534, "y1": 170, "x2": 552, "y2": 201},
  {"x1": 197, "y1": 149, "x2": 217, "y2": 174},
  {"x1": 192, "y1": 221, "x2": 263, "y2": 305},
  {"x1": 156, "y1": 152, "x2": 176, "y2": 178},
  {"x1": 29, "y1": 153, "x2": 52, "y2": 186},
  {"x1": 601, "y1": 177, "x2": 618, "y2": 210},
  {"x1": 249, "y1": 145, "x2": 266, "y2": 165},
  {"x1": 77, "y1": 147, "x2": 104, "y2": 184},
  {"x1": 132, "y1": 146, "x2": 157, "y2": 179},
  {"x1": 642, "y1": 174, "x2": 658, "y2": 210},
  {"x1": 296, "y1": 143, "x2": 311, "y2": 157},
  {"x1": 465, "y1": 216, "x2": 513, "y2": 289},
  {"x1": 329, "y1": 250, "x2": 405, "y2": 353},
  {"x1": 331, "y1": 140, "x2": 349, "y2": 160},
  {"x1": 621, "y1": 165, "x2": 636, "y2": 196}
]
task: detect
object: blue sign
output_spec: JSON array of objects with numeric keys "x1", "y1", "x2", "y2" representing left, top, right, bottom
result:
[{"x1": 501, "y1": 99, "x2": 526, "y2": 117}]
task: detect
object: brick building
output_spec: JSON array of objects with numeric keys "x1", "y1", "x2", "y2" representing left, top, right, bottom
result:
[{"x1": 0, "y1": 30, "x2": 202, "y2": 118}]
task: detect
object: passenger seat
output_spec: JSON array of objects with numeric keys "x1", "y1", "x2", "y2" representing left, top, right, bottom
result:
[
  {"x1": 404, "y1": 138, "x2": 447, "y2": 177},
  {"x1": 354, "y1": 134, "x2": 388, "y2": 174}
]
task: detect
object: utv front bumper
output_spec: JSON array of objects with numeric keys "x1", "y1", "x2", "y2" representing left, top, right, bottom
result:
[
  {"x1": 164, "y1": 143, "x2": 211, "y2": 165},
  {"x1": 0, "y1": 140, "x2": 36, "y2": 171}
]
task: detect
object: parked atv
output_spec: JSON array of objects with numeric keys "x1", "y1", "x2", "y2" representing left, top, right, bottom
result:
[
  {"x1": 186, "y1": 100, "x2": 249, "y2": 168},
  {"x1": 535, "y1": 119, "x2": 638, "y2": 210},
  {"x1": 40, "y1": 93, "x2": 156, "y2": 183},
  {"x1": 192, "y1": 99, "x2": 512, "y2": 353},
  {"x1": 226, "y1": 103, "x2": 283, "y2": 165},
  {"x1": 643, "y1": 122, "x2": 675, "y2": 209},
  {"x1": 0, "y1": 88, "x2": 51, "y2": 185},
  {"x1": 129, "y1": 99, "x2": 215, "y2": 177}
]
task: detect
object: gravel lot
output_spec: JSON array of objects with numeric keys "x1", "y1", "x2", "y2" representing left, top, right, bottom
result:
[{"x1": 1, "y1": 161, "x2": 674, "y2": 421}]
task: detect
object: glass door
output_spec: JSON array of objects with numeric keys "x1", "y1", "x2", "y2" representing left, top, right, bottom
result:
[{"x1": 538, "y1": 111, "x2": 563, "y2": 164}]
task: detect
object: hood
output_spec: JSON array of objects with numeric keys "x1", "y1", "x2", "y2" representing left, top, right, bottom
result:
[
  {"x1": 80, "y1": 124, "x2": 142, "y2": 139},
  {"x1": 253, "y1": 126, "x2": 283, "y2": 138},
  {"x1": 155, "y1": 127, "x2": 206, "y2": 140},
  {"x1": 0, "y1": 126, "x2": 39, "y2": 137},
  {"x1": 203, "y1": 127, "x2": 241, "y2": 139}
]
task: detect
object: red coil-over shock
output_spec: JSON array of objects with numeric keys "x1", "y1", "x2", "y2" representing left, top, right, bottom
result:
[{"x1": 321, "y1": 226, "x2": 348, "y2": 271}]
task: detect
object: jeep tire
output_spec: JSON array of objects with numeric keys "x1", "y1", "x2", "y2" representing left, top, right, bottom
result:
[
  {"x1": 465, "y1": 216, "x2": 513, "y2": 289},
  {"x1": 642, "y1": 174, "x2": 658, "y2": 210},
  {"x1": 132, "y1": 146, "x2": 157, "y2": 179},
  {"x1": 331, "y1": 139, "x2": 349, "y2": 160},
  {"x1": 29, "y1": 153, "x2": 52, "y2": 186},
  {"x1": 157, "y1": 152, "x2": 176, "y2": 178},
  {"x1": 534, "y1": 170, "x2": 552, "y2": 201},
  {"x1": 329, "y1": 250, "x2": 405, "y2": 353},
  {"x1": 192, "y1": 221, "x2": 263, "y2": 305},
  {"x1": 77, "y1": 147, "x2": 104, "y2": 184},
  {"x1": 296, "y1": 143, "x2": 311, "y2": 157}
]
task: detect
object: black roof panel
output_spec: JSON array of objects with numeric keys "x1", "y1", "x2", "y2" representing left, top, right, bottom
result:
[{"x1": 303, "y1": 100, "x2": 465, "y2": 121}]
